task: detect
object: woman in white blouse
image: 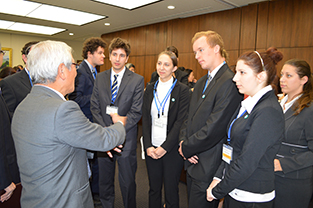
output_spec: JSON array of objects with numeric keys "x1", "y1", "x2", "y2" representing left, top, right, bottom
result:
[
  {"x1": 142, "y1": 51, "x2": 190, "y2": 208},
  {"x1": 274, "y1": 59, "x2": 313, "y2": 208}
]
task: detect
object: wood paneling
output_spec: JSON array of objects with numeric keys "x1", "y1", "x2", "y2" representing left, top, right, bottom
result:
[
  {"x1": 100, "y1": 0, "x2": 313, "y2": 85},
  {"x1": 199, "y1": 8, "x2": 241, "y2": 50},
  {"x1": 240, "y1": 4, "x2": 258, "y2": 50},
  {"x1": 171, "y1": 16, "x2": 199, "y2": 53}
]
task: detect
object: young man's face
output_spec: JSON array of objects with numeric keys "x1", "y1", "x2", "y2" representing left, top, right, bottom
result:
[
  {"x1": 109, "y1": 48, "x2": 129, "y2": 73},
  {"x1": 88, "y1": 46, "x2": 105, "y2": 67}
]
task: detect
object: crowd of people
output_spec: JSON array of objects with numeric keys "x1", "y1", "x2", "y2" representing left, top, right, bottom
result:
[{"x1": 0, "y1": 29, "x2": 313, "y2": 208}]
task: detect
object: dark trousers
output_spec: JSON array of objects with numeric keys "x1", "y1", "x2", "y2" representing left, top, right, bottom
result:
[
  {"x1": 145, "y1": 146, "x2": 183, "y2": 208},
  {"x1": 98, "y1": 148, "x2": 137, "y2": 208},
  {"x1": 274, "y1": 175, "x2": 313, "y2": 208},
  {"x1": 224, "y1": 194, "x2": 273, "y2": 208},
  {"x1": 89, "y1": 155, "x2": 99, "y2": 194},
  {"x1": 186, "y1": 173, "x2": 219, "y2": 208}
]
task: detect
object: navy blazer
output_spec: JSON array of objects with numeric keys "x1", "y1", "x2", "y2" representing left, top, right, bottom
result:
[
  {"x1": 142, "y1": 80, "x2": 190, "y2": 153},
  {"x1": 275, "y1": 102, "x2": 313, "y2": 179},
  {"x1": 179, "y1": 64, "x2": 242, "y2": 182},
  {"x1": 69, "y1": 60, "x2": 95, "y2": 121},
  {"x1": 0, "y1": 69, "x2": 31, "y2": 116},
  {"x1": 212, "y1": 90, "x2": 284, "y2": 199}
]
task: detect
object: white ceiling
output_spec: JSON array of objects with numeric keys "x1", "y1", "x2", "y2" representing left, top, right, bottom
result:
[{"x1": 0, "y1": 0, "x2": 268, "y2": 41}]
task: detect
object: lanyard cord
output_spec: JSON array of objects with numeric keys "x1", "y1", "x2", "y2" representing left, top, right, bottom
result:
[{"x1": 227, "y1": 110, "x2": 247, "y2": 144}]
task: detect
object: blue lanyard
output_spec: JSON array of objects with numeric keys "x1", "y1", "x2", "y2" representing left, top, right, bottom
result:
[
  {"x1": 202, "y1": 77, "x2": 209, "y2": 94},
  {"x1": 26, "y1": 70, "x2": 33, "y2": 87},
  {"x1": 227, "y1": 110, "x2": 247, "y2": 144},
  {"x1": 153, "y1": 78, "x2": 177, "y2": 118}
]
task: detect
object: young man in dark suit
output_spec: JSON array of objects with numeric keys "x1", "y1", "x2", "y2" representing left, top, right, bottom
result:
[
  {"x1": 68, "y1": 37, "x2": 106, "y2": 199},
  {"x1": 178, "y1": 31, "x2": 242, "y2": 208},
  {"x1": 91, "y1": 37, "x2": 144, "y2": 208},
  {"x1": 0, "y1": 41, "x2": 38, "y2": 116}
]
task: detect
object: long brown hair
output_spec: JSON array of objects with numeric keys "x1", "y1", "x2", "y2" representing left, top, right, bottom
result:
[{"x1": 284, "y1": 59, "x2": 313, "y2": 115}]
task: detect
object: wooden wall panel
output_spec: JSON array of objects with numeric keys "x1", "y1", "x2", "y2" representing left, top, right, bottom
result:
[
  {"x1": 128, "y1": 26, "x2": 146, "y2": 56},
  {"x1": 256, "y1": 1, "x2": 269, "y2": 49},
  {"x1": 290, "y1": 0, "x2": 313, "y2": 47},
  {"x1": 145, "y1": 22, "x2": 167, "y2": 55},
  {"x1": 240, "y1": 4, "x2": 258, "y2": 50},
  {"x1": 198, "y1": 8, "x2": 241, "y2": 50},
  {"x1": 267, "y1": 0, "x2": 293, "y2": 48},
  {"x1": 171, "y1": 16, "x2": 199, "y2": 54},
  {"x1": 144, "y1": 55, "x2": 158, "y2": 86}
]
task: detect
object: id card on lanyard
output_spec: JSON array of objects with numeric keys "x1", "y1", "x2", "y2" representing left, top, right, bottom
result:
[{"x1": 222, "y1": 110, "x2": 247, "y2": 164}]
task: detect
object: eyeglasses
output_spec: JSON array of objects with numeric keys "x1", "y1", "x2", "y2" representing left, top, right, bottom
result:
[
  {"x1": 0, "y1": 50, "x2": 5, "y2": 55},
  {"x1": 72, "y1": 63, "x2": 78, "y2": 67}
]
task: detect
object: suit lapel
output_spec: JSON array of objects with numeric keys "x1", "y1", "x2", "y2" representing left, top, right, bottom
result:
[
  {"x1": 168, "y1": 81, "x2": 179, "y2": 112},
  {"x1": 81, "y1": 61, "x2": 95, "y2": 83},
  {"x1": 104, "y1": 70, "x2": 112, "y2": 104},
  {"x1": 115, "y1": 69, "x2": 131, "y2": 102},
  {"x1": 20, "y1": 70, "x2": 32, "y2": 90}
]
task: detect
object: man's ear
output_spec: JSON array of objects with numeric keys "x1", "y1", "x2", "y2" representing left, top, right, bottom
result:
[
  {"x1": 214, "y1": 45, "x2": 220, "y2": 54},
  {"x1": 58, "y1": 63, "x2": 66, "y2": 80},
  {"x1": 22, "y1": 54, "x2": 27, "y2": 64},
  {"x1": 257, "y1": 71, "x2": 267, "y2": 84}
]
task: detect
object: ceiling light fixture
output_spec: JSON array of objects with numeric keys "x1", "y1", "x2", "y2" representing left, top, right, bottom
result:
[
  {"x1": 0, "y1": 0, "x2": 106, "y2": 26},
  {"x1": 104, "y1": 23, "x2": 110, "y2": 26},
  {"x1": 0, "y1": 20, "x2": 66, "y2": 35},
  {"x1": 69, "y1": 33, "x2": 74, "y2": 36},
  {"x1": 92, "y1": 0, "x2": 161, "y2": 10},
  {"x1": 167, "y1": 5, "x2": 175, "y2": 10}
]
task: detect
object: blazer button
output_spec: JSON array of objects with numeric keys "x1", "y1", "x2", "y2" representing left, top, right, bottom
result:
[{"x1": 291, "y1": 149, "x2": 296, "y2": 153}]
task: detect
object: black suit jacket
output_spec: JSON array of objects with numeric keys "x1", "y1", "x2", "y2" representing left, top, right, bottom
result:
[
  {"x1": 91, "y1": 68, "x2": 144, "y2": 152},
  {"x1": 0, "y1": 70, "x2": 31, "y2": 116},
  {"x1": 142, "y1": 80, "x2": 190, "y2": 153},
  {"x1": 69, "y1": 60, "x2": 95, "y2": 121},
  {"x1": 212, "y1": 90, "x2": 284, "y2": 199},
  {"x1": 275, "y1": 102, "x2": 313, "y2": 179},
  {"x1": 0, "y1": 94, "x2": 20, "y2": 190},
  {"x1": 179, "y1": 64, "x2": 242, "y2": 182}
]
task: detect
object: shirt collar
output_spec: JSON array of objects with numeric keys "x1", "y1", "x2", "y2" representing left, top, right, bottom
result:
[
  {"x1": 84, "y1": 59, "x2": 95, "y2": 73},
  {"x1": 208, "y1": 61, "x2": 225, "y2": 80},
  {"x1": 241, "y1": 85, "x2": 273, "y2": 114},
  {"x1": 111, "y1": 66, "x2": 126, "y2": 79},
  {"x1": 280, "y1": 94, "x2": 302, "y2": 113}
]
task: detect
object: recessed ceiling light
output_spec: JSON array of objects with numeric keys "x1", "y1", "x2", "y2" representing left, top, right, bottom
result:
[
  {"x1": 0, "y1": 0, "x2": 106, "y2": 26},
  {"x1": 93, "y1": 0, "x2": 161, "y2": 10},
  {"x1": 104, "y1": 23, "x2": 110, "y2": 26},
  {"x1": 69, "y1": 33, "x2": 74, "y2": 36},
  {"x1": 168, "y1": 5, "x2": 175, "y2": 10},
  {"x1": 0, "y1": 20, "x2": 66, "y2": 35}
]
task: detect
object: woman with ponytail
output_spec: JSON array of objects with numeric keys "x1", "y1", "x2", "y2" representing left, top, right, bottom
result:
[{"x1": 274, "y1": 59, "x2": 313, "y2": 208}]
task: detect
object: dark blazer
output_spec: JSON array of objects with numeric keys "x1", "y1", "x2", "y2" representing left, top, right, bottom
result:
[
  {"x1": 0, "y1": 69, "x2": 31, "y2": 115},
  {"x1": 275, "y1": 102, "x2": 313, "y2": 179},
  {"x1": 91, "y1": 68, "x2": 144, "y2": 151},
  {"x1": 212, "y1": 90, "x2": 284, "y2": 199},
  {"x1": 179, "y1": 64, "x2": 242, "y2": 182},
  {"x1": 0, "y1": 94, "x2": 20, "y2": 190},
  {"x1": 69, "y1": 60, "x2": 95, "y2": 121},
  {"x1": 142, "y1": 80, "x2": 190, "y2": 153},
  {"x1": 150, "y1": 70, "x2": 189, "y2": 85}
]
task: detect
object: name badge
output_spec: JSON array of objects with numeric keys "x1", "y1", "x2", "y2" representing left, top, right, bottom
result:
[
  {"x1": 154, "y1": 116, "x2": 167, "y2": 128},
  {"x1": 106, "y1": 105, "x2": 118, "y2": 115},
  {"x1": 222, "y1": 144, "x2": 233, "y2": 164}
]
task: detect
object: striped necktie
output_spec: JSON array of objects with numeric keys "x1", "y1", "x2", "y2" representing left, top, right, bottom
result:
[
  {"x1": 92, "y1": 67, "x2": 97, "y2": 79},
  {"x1": 111, "y1": 74, "x2": 118, "y2": 103}
]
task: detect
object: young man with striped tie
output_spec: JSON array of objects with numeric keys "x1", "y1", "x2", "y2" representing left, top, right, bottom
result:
[{"x1": 90, "y1": 37, "x2": 144, "y2": 208}]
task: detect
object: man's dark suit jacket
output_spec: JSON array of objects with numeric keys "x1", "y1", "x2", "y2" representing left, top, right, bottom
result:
[
  {"x1": 0, "y1": 94, "x2": 20, "y2": 191},
  {"x1": 150, "y1": 70, "x2": 189, "y2": 85},
  {"x1": 91, "y1": 68, "x2": 144, "y2": 151},
  {"x1": 0, "y1": 69, "x2": 31, "y2": 115},
  {"x1": 179, "y1": 64, "x2": 242, "y2": 182},
  {"x1": 69, "y1": 60, "x2": 95, "y2": 121},
  {"x1": 212, "y1": 90, "x2": 284, "y2": 199}
]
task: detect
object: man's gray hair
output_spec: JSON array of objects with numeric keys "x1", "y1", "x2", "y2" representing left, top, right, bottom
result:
[{"x1": 27, "y1": 40, "x2": 73, "y2": 84}]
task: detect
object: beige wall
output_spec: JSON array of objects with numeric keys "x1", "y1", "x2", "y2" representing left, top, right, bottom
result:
[{"x1": 0, "y1": 32, "x2": 84, "y2": 67}]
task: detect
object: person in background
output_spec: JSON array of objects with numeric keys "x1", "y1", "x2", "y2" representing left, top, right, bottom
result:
[
  {"x1": 68, "y1": 37, "x2": 107, "y2": 200},
  {"x1": 207, "y1": 48, "x2": 284, "y2": 208},
  {"x1": 184, "y1": 68, "x2": 197, "y2": 88},
  {"x1": 274, "y1": 59, "x2": 313, "y2": 208},
  {"x1": 91, "y1": 37, "x2": 144, "y2": 208},
  {"x1": 142, "y1": 51, "x2": 190, "y2": 208},
  {"x1": 0, "y1": 67, "x2": 17, "y2": 80},
  {"x1": 11, "y1": 40, "x2": 126, "y2": 208},
  {"x1": 178, "y1": 30, "x2": 242, "y2": 208},
  {"x1": 0, "y1": 42, "x2": 19, "y2": 203},
  {"x1": 126, "y1": 63, "x2": 135, "y2": 73},
  {"x1": 0, "y1": 41, "x2": 39, "y2": 115}
]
